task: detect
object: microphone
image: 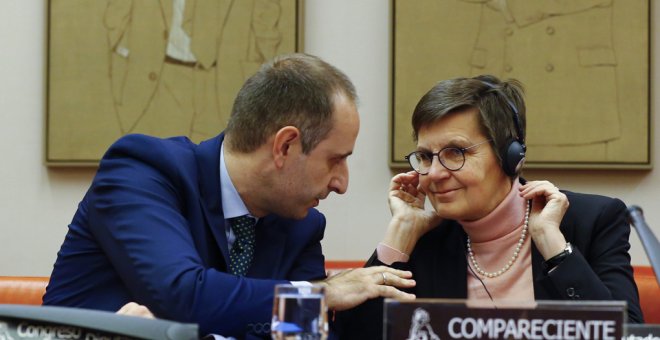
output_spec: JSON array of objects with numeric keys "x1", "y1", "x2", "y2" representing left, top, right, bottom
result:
[{"x1": 626, "y1": 205, "x2": 660, "y2": 286}]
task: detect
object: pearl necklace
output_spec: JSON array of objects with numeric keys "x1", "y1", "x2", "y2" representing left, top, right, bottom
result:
[{"x1": 466, "y1": 200, "x2": 531, "y2": 279}]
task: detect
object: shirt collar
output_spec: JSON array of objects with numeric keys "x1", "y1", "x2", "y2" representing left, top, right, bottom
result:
[{"x1": 220, "y1": 142, "x2": 251, "y2": 219}]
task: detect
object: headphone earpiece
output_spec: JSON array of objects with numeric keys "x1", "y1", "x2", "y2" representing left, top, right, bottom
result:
[
  {"x1": 480, "y1": 80, "x2": 526, "y2": 177},
  {"x1": 503, "y1": 139, "x2": 525, "y2": 177}
]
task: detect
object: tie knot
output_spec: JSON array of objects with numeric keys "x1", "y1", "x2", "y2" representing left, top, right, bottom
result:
[{"x1": 230, "y1": 215, "x2": 256, "y2": 237}]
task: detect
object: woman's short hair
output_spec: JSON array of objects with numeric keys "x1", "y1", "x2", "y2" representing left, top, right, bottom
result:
[
  {"x1": 411, "y1": 75, "x2": 526, "y2": 176},
  {"x1": 225, "y1": 53, "x2": 357, "y2": 154}
]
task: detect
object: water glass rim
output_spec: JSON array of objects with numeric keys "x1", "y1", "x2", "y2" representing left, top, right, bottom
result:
[{"x1": 274, "y1": 283, "x2": 326, "y2": 295}]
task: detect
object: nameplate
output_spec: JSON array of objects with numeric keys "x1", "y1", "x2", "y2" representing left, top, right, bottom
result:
[
  {"x1": 0, "y1": 317, "x2": 139, "y2": 340},
  {"x1": 384, "y1": 299, "x2": 626, "y2": 340},
  {"x1": 0, "y1": 305, "x2": 198, "y2": 340},
  {"x1": 625, "y1": 324, "x2": 660, "y2": 339}
]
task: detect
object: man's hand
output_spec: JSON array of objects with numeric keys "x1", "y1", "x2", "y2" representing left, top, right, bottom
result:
[
  {"x1": 316, "y1": 266, "x2": 416, "y2": 311},
  {"x1": 116, "y1": 302, "x2": 155, "y2": 319}
]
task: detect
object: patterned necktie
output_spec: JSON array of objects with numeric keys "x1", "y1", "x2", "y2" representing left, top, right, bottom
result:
[{"x1": 229, "y1": 215, "x2": 256, "y2": 276}]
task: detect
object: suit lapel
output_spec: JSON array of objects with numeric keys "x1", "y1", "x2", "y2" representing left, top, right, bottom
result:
[
  {"x1": 159, "y1": 0, "x2": 173, "y2": 29},
  {"x1": 441, "y1": 225, "x2": 468, "y2": 298},
  {"x1": 187, "y1": 0, "x2": 233, "y2": 69},
  {"x1": 415, "y1": 222, "x2": 468, "y2": 298},
  {"x1": 195, "y1": 133, "x2": 231, "y2": 267},
  {"x1": 249, "y1": 215, "x2": 286, "y2": 278},
  {"x1": 216, "y1": 0, "x2": 233, "y2": 37}
]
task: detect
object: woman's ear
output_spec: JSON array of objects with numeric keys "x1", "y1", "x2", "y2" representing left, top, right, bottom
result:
[{"x1": 272, "y1": 126, "x2": 301, "y2": 168}]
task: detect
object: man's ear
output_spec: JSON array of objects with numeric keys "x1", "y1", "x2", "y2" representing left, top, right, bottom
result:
[{"x1": 272, "y1": 126, "x2": 301, "y2": 168}]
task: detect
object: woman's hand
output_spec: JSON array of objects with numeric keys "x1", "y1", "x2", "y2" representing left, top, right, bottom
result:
[
  {"x1": 519, "y1": 180, "x2": 569, "y2": 259},
  {"x1": 382, "y1": 171, "x2": 442, "y2": 255},
  {"x1": 389, "y1": 171, "x2": 426, "y2": 217}
]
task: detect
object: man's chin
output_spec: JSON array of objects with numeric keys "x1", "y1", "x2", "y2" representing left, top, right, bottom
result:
[
  {"x1": 293, "y1": 210, "x2": 310, "y2": 220},
  {"x1": 282, "y1": 208, "x2": 311, "y2": 220},
  {"x1": 278, "y1": 200, "x2": 319, "y2": 220}
]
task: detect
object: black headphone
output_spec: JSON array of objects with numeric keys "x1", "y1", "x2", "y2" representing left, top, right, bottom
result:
[{"x1": 481, "y1": 81, "x2": 526, "y2": 177}]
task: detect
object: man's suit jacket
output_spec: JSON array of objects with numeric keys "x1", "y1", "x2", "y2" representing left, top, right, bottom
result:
[
  {"x1": 337, "y1": 190, "x2": 643, "y2": 339},
  {"x1": 43, "y1": 133, "x2": 327, "y2": 338}
]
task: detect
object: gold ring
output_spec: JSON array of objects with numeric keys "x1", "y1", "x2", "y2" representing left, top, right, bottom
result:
[{"x1": 381, "y1": 272, "x2": 388, "y2": 285}]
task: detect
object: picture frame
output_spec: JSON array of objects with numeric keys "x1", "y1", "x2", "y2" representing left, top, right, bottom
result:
[
  {"x1": 391, "y1": 0, "x2": 650, "y2": 169},
  {"x1": 46, "y1": 0, "x2": 303, "y2": 166}
]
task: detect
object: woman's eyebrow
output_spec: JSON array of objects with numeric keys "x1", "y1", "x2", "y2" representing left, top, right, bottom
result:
[{"x1": 417, "y1": 138, "x2": 472, "y2": 151}]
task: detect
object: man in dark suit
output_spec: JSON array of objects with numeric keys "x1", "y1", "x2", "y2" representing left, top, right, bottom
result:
[{"x1": 43, "y1": 53, "x2": 415, "y2": 338}]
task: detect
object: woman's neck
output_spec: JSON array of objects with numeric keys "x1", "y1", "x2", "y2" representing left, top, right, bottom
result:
[{"x1": 459, "y1": 179, "x2": 526, "y2": 243}]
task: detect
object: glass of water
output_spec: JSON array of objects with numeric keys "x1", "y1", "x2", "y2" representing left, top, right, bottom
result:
[{"x1": 271, "y1": 284, "x2": 328, "y2": 340}]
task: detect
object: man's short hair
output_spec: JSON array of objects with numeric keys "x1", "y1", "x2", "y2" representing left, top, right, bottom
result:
[{"x1": 225, "y1": 53, "x2": 357, "y2": 154}]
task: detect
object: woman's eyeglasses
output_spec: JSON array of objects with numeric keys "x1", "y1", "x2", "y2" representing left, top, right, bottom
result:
[{"x1": 405, "y1": 140, "x2": 492, "y2": 174}]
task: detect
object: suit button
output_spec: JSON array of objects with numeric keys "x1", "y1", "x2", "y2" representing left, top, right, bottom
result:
[
  {"x1": 546, "y1": 26, "x2": 555, "y2": 35},
  {"x1": 504, "y1": 27, "x2": 514, "y2": 36},
  {"x1": 545, "y1": 63, "x2": 555, "y2": 72},
  {"x1": 149, "y1": 72, "x2": 158, "y2": 81},
  {"x1": 504, "y1": 65, "x2": 513, "y2": 72},
  {"x1": 566, "y1": 287, "x2": 575, "y2": 297}
]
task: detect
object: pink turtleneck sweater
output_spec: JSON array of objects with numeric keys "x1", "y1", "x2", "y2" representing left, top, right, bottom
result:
[
  {"x1": 377, "y1": 179, "x2": 535, "y2": 305},
  {"x1": 459, "y1": 179, "x2": 534, "y2": 305}
]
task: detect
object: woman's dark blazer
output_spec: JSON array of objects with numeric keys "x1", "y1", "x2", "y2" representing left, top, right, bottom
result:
[{"x1": 336, "y1": 190, "x2": 643, "y2": 339}]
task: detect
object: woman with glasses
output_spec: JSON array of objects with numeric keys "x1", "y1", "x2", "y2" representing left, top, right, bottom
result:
[{"x1": 336, "y1": 75, "x2": 643, "y2": 339}]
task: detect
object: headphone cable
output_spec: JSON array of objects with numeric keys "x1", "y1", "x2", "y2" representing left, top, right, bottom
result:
[{"x1": 466, "y1": 247, "x2": 497, "y2": 309}]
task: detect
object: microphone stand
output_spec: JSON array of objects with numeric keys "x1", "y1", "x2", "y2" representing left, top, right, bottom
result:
[{"x1": 627, "y1": 205, "x2": 660, "y2": 286}]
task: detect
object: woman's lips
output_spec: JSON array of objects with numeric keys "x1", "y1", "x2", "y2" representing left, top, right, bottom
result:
[{"x1": 431, "y1": 188, "x2": 459, "y2": 200}]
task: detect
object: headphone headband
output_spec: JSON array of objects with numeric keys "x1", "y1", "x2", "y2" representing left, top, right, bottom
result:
[
  {"x1": 480, "y1": 80, "x2": 526, "y2": 177},
  {"x1": 480, "y1": 81, "x2": 525, "y2": 145}
]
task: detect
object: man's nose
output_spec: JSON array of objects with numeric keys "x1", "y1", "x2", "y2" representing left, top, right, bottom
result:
[{"x1": 329, "y1": 163, "x2": 349, "y2": 194}]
